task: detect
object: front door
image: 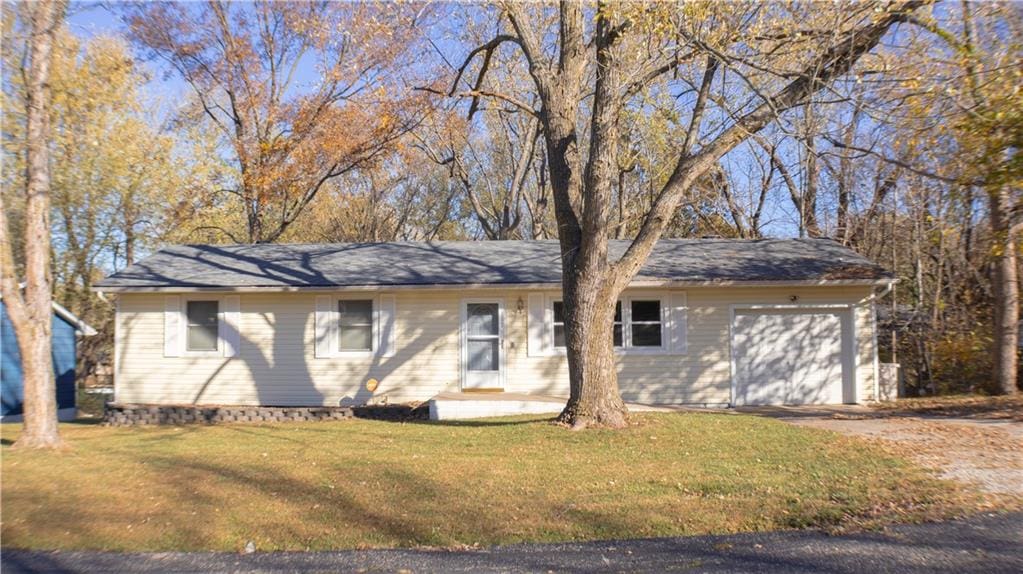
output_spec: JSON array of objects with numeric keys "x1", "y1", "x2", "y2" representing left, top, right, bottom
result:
[{"x1": 462, "y1": 301, "x2": 503, "y2": 390}]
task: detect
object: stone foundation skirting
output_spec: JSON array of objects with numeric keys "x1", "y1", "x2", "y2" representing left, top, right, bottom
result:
[
  {"x1": 104, "y1": 404, "x2": 353, "y2": 426},
  {"x1": 351, "y1": 404, "x2": 430, "y2": 421},
  {"x1": 103, "y1": 403, "x2": 430, "y2": 426}
]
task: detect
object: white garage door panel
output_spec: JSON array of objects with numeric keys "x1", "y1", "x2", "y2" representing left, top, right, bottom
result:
[{"x1": 732, "y1": 310, "x2": 849, "y2": 405}]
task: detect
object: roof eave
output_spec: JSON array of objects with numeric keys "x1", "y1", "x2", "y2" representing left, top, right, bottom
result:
[
  {"x1": 50, "y1": 301, "x2": 99, "y2": 336},
  {"x1": 94, "y1": 277, "x2": 895, "y2": 293}
]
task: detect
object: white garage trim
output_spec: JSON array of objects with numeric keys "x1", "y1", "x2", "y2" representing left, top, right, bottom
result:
[
  {"x1": 728, "y1": 303, "x2": 859, "y2": 406},
  {"x1": 870, "y1": 297, "x2": 880, "y2": 402}
]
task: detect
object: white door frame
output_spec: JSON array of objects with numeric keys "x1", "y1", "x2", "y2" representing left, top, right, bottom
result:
[
  {"x1": 460, "y1": 298, "x2": 505, "y2": 391},
  {"x1": 728, "y1": 303, "x2": 858, "y2": 406}
]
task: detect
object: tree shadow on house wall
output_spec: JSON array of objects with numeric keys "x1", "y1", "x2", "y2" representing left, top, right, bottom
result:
[
  {"x1": 189, "y1": 308, "x2": 324, "y2": 408},
  {"x1": 731, "y1": 310, "x2": 850, "y2": 406},
  {"x1": 189, "y1": 294, "x2": 464, "y2": 411}
]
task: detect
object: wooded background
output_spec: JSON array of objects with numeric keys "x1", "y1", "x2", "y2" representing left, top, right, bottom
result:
[{"x1": 3, "y1": 1, "x2": 1020, "y2": 399}]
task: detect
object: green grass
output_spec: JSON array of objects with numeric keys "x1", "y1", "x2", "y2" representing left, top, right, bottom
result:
[{"x1": 1, "y1": 413, "x2": 976, "y2": 552}]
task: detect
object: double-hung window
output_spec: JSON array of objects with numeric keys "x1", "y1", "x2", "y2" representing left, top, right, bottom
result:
[
  {"x1": 540, "y1": 292, "x2": 681, "y2": 356},
  {"x1": 315, "y1": 294, "x2": 395, "y2": 359},
  {"x1": 551, "y1": 300, "x2": 626, "y2": 350},
  {"x1": 629, "y1": 299, "x2": 663, "y2": 348},
  {"x1": 339, "y1": 299, "x2": 374, "y2": 352},
  {"x1": 186, "y1": 300, "x2": 219, "y2": 352}
]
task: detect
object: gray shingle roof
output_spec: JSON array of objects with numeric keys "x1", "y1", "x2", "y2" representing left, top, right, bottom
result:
[{"x1": 94, "y1": 239, "x2": 893, "y2": 291}]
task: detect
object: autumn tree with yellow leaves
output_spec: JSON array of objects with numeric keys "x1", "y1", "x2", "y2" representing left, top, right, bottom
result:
[{"x1": 126, "y1": 1, "x2": 434, "y2": 244}]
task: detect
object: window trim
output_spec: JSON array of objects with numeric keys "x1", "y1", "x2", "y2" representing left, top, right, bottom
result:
[
  {"x1": 336, "y1": 295, "x2": 378, "y2": 357},
  {"x1": 181, "y1": 296, "x2": 222, "y2": 357},
  {"x1": 547, "y1": 294, "x2": 666, "y2": 355},
  {"x1": 624, "y1": 296, "x2": 667, "y2": 352},
  {"x1": 550, "y1": 299, "x2": 567, "y2": 351},
  {"x1": 546, "y1": 297, "x2": 568, "y2": 355}
]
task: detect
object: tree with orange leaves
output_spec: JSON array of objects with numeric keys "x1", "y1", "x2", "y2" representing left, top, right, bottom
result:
[{"x1": 126, "y1": 1, "x2": 432, "y2": 244}]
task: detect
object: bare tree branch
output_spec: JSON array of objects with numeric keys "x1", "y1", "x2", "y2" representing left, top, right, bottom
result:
[{"x1": 614, "y1": 0, "x2": 930, "y2": 283}]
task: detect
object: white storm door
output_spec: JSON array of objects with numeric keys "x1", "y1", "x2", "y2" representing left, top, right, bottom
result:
[{"x1": 462, "y1": 301, "x2": 503, "y2": 390}]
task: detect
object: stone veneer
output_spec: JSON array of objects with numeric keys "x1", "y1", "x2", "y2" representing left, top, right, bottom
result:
[{"x1": 103, "y1": 403, "x2": 429, "y2": 426}]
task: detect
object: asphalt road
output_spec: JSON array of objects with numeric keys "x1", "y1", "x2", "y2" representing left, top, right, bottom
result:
[{"x1": 4, "y1": 512, "x2": 1021, "y2": 574}]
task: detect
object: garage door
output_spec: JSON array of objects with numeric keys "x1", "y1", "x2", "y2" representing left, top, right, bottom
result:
[{"x1": 731, "y1": 309, "x2": 852, "y2": 405}]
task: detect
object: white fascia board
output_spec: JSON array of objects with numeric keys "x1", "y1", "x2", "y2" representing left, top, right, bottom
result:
[{"x1": 94, "y1": 278, "x2": 894, "y2": 294}]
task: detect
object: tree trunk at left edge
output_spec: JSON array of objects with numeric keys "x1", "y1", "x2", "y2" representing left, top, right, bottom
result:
[{"x1": 9, "y1": 0, "x2": 67, "y2": 449}]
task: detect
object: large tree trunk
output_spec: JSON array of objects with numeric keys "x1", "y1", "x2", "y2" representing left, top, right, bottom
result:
[
  {"x1": 545, "y1": 4, "x2": 630, "y2": 428},
  {"x1": 3, "y1": 0, "x2": 67, "y2": 449},
  {"x1": 558, "y1": 266, "x2": 627, "y2": 429},
  {"x1": 989, "y1": 185, "x2": 1020, "y2": 395}
]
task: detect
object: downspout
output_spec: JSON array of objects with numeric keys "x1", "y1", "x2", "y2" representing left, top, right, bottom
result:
[
  {"x1": 871, "y1": 279, "x2": 897, "y2": 402},
  {"x1": 875, "y1": 280, "x2": 895, "y2": 302}
]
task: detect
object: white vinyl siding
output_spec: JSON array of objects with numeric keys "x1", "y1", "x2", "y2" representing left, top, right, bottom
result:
[
  {"x1": 221, "y1": 295, "x2": 241, "y2": 357},
  {"x1": 163, "y1": 296, "x2": 181, "y2": 357},
  {"x1": 115, "y1": 286, "x2": 878, "y2": 407}
]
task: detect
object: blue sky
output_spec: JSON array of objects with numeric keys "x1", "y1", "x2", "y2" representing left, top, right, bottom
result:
[
  {"x1": 66, "y1": 1, "x2": 119, "y2": 37},
  {"x1": 66, "y1": 2, "x2": 190, "y2": 116}
]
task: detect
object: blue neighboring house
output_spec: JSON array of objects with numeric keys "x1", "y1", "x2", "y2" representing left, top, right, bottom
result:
[{"x1": 1, "y1": 300, "x2": 96, "y2": 422}]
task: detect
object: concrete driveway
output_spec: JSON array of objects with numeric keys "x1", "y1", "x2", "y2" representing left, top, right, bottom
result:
[{"x1": 739, "y1": 405, "x2": 1023, "y2": 496}]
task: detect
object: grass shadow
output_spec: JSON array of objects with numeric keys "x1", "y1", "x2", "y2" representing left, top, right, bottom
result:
[
  {"x1": 410, "y1": 416, "x2": 556, "y2": 428},
  {"x1": 69, "y1": 418, "x2": 104, "y2": 426}
]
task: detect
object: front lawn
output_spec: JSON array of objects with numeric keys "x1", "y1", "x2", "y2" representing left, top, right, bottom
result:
[{"x1": 1, "y1": 413, "x2": 978, "y2": 552}]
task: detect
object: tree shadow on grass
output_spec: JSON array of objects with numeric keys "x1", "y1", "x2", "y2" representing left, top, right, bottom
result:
[
  {"x1": 408, "y1": 416, "x2": 556, "y2": 428},
  {"x1": 144, "y1": 455, "x2": 650, "y2": 550},
  {"x1": 69, "y1": 418, "x2": 104, "y2": 426},
  {"x1": 5, "y1": 443, "x2": 649, "y2": 552}
]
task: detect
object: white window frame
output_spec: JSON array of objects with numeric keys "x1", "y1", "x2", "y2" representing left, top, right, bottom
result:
[
  {"x1": 545, "y1": 297, "x2": 569, "y2": 355},
  {"x1": 622, "y1": 295, "x2": 668, "y2": 354},
  {"x1": 181, "y1": 296, "x2": 222, "y2": 357},
  {"x1": 546, "y1": 294, "x2": 666, "y2": 355},
  {"x1": 336, "y1": 295, "x2": 378, "y2": 357}
]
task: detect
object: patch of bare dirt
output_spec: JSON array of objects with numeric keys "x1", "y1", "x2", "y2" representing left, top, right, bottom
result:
[
  {"x1": 871, "y1": 395, "x2": 1023, "y2": 422},
  {"x1": 790, "y1": 415, "x2": 1023, "y2": 499}
]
